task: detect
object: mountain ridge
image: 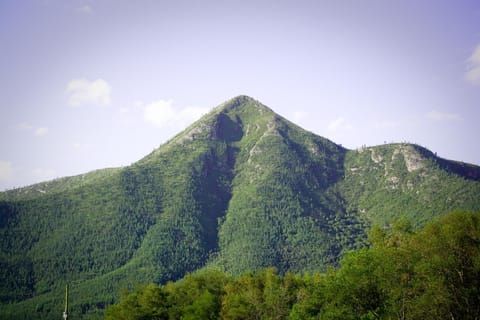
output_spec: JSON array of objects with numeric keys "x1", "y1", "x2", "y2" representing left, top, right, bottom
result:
[{"x1": 1, "y1": 95, "x2": 479, "y2": 319}]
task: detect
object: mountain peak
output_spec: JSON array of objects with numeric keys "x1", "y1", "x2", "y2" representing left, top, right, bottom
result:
[
  {"x1": 228, "y1": 94, "x2": 256, "y2": 103},
  {"x1": 215, "y1": 95, "x2": 273, "y2": 114},
  {"x1": 223, "y1": 95, "x2": 257, "y2": 106}
]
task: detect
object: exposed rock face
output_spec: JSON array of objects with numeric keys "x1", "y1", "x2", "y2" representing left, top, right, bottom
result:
[{"x1": 399, "y1": 145, "x2": 425, "y2": 172}]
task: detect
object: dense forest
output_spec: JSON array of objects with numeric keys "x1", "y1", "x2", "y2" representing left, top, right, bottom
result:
[
  {"x1": 106, "y1": 211, "x2": 480, "y2": 320},
  {"x1": 1, "y1": 96, "x2": 479, "y2": 318}
]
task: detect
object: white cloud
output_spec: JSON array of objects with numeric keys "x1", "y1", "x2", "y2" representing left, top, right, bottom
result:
[
  {"x1": 76, "y1": 4, "x2": 93, "y2": 14},
  {"x1": 426, "y1": 110, "x2": 461, "y2": 121},
  {"x1": 327, "y1": 117, "x2": 353, "y2": 131},
  {"x1": 0, "y1": 161, "x2": 14, "y2": 181},
  {"x1": 19, "y1": 122, "x2": 34, "y2": 130},
  {"x1": 465, "y1": 45, "x2": 480, "y2": 85},
  {"x1": 34, "y1": 127, "x2": 49, "y2": 136},
  {"x1": 66, "y1": 78, "x2": 111, "y2": 107},
  {"x1": 132, "y1": 100, "x2": 144, "y2": 109},
  {"x1": 18, "y1": 123, "x2": 49, "y2": 137},
  {"x1": 143, "y1": 100, "x2": 209, "y2": 129},
  {"x1": 144, "y1": 100, "x2": 176, "y2": 127}
]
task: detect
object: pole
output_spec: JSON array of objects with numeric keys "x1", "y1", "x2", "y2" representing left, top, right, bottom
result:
[{"x1": 63, "y1": 284, "x2": 68, "y2": 319}]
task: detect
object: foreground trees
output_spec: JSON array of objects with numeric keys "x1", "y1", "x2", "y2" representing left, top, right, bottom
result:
[{"x1": 106, "y1": 211, "x2": 480, "y2": 320}]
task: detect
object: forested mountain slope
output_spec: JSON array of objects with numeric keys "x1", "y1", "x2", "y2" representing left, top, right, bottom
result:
[{"x1": 1, "y1": 95, "x2": 479, "y2": 319}]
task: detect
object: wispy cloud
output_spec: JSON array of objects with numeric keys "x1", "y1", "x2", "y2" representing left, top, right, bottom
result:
[
  {"x1": 426, "y1": 110, "x2": 461, "y2": 121},
  {"x1": 66, "y1": 78, "x2": 111, "y2": 107},
  {"x1": 34, "y1": 127, "x2": 49, "y2": 137},
  {"x1": 76, "y1": 4, "x2": 93, "y2": 15},
  {"x1": 0, "y1": 161, "x2": 14, "y2": 181},
  {"x1": 465, "y1": 45, "x2": 480, "y2": 85},
  {"x1": 18, "y1": 123, "x2": 49, "y2": 137},
  {"x1": 327, "y1": 117, "x2": 353, "y2": 131},
  {"x1": 143, "y1": 100, "x2": 209, "y2": 129}
]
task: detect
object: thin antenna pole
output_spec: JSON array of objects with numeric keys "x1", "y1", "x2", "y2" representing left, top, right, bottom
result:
[{"x1": 63, "y1": 284, "x2": 68, "y2": 319}]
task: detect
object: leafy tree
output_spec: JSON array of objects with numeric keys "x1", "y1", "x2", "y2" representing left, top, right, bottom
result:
[{"x1": 105, "y1": 284, "x2": 169, "y2": 320}]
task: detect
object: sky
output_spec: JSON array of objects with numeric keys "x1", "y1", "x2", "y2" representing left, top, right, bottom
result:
[{"x1": 1, "y1": 0, "x2": 480, "y2": 190}]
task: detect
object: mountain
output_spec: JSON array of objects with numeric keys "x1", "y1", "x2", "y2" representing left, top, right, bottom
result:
[{"x1": 1, "y1": 95, "x2": 479, "y2": 319}]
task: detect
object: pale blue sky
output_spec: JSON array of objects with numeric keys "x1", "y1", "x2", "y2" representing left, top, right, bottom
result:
[{"x1": 1, "y1": 0, "x2": 479, "y2": 190}]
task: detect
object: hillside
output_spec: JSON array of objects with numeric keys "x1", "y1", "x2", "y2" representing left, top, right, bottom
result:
[{"x1": 1, "y1": 95, "x2": 479, "y2": 319}]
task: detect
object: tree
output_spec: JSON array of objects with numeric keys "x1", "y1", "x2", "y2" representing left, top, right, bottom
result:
[{"x1": 105, "y1": 284, "x2": 169, "y2": 320}]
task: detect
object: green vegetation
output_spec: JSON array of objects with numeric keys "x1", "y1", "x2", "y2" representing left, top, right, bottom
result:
[
  {"x1": 339, "y1": 144, "x2": 480, "y2": 228},
  {"x1": 1, "y1": 96, "x2": 479, "y2": 318},
  {"x1": 105, "y1": 211, "x2": 480, "y2": 320}
]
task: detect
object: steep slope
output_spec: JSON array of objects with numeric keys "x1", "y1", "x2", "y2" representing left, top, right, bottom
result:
[
  {"x1": 210, "y1": 97, "x2": 361, "y2": 274},
  {"x1": 1, "y1": 95, "x2": 479, "y2": 319}
]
